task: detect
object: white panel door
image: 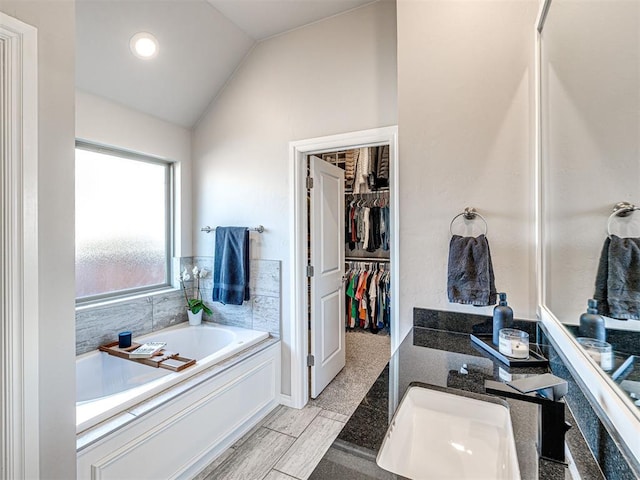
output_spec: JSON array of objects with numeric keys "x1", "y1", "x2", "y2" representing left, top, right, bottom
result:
[{"x1": 309, "y1": 155, "x2": 345, "y2": 399}]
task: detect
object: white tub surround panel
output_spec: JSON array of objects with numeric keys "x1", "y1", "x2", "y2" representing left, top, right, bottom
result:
[{"x1": 77, "y1": 341, "x2": 280, "y2": 480}]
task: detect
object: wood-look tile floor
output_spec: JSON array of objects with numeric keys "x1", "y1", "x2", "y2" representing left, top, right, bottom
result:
[{"x1": 194, "y1": 331, "x2": 390, "y2": 480}]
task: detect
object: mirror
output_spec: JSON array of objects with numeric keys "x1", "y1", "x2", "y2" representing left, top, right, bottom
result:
[{"x1": 539, "y1": 0, "x2": 640, "y2": 463}]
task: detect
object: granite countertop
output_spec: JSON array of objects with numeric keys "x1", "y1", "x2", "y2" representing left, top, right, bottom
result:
[{"x1": 309, "y1": 327, "x2": 600, "y2": 480}]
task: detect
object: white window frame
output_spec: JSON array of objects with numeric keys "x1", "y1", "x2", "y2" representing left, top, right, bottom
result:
[{"x1": 75, "y1": 140, "x2": 175, "y2": 303}]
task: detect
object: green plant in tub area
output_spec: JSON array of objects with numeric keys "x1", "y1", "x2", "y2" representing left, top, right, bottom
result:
[{"x1": 179, "y1": 266, "x2": 212, "y2": 316}]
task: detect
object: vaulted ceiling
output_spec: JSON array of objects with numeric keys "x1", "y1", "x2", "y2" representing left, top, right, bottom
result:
[{"x1": 76, "y1": 0, "x2": 375, "y2": 128}]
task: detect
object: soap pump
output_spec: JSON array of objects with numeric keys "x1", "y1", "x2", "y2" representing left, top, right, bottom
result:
[
  {"x1": 492, "y1": 292, "x2": 514, "y2": 346},
  {"x1": 579, "y1": 299, "x2": 606, "y2": 341}
]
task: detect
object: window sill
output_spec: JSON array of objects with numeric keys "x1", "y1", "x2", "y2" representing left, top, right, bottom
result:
[{"x1": 75, "y1": 286, "x2": 181, "y2": 312}]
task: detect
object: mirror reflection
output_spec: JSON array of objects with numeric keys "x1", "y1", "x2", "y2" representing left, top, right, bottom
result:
[{"x1": 541, "y1": 0, "x2": 640, "y2": 412}]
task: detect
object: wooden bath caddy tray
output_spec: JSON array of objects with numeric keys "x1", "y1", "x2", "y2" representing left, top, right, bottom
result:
[{"x1": 99, "y1": 342, "x2": 196, "y2": 372}]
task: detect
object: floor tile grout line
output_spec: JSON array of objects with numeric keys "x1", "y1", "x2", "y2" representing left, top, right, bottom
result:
[
  {"x1": 273, "y1": 467, "x2": 303, "y2": 480},
  {"x1": 274, "y1": 413, "x2": 343, "y2": 479},
  {"x1": 262, "y1": 407, "x2": 343, "y2": 480},
  {"x1": 206, "y1": 426, "x2": 293, "y2": 480},
  {"x1": 265, "y1": 405, "x2": 322, "y2": 439},
  {"x1": 261, "y1": 410, "x2": 327, "y2": 479},
  {"x1": 317, "y1": 406, "x2": 350, "y2": 422},
  {"x1": 256, "y1": 429, "x2": 305, "y2": 480},
  {"x1": 263, "y1": 425, "x2": 298, "y2": 439}
]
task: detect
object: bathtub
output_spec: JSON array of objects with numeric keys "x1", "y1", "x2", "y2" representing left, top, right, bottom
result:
[
  {"x1": 77, "y1": 321, "x2": 280, "y2": 479},
  {"x1": 76, "y1": 322, "x2": 269, "y2": 433}
]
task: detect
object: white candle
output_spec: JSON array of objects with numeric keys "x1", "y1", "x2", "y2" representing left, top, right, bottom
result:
[
  {"x1": 600, "y1": 352, "x2": 613, "y2": 371},
  {"x1": 510, "y1": 341, "x2": 529, "y2": 359},
  {"x1": 498, "y1": 329, "x2": 530, "y2": 359}
]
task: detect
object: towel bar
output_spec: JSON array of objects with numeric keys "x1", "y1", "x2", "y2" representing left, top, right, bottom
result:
[
  {"x1": 201, "y1": 225, "x2": 265, "y2": 234},
  {"x1": 449, "y1": 207, "x2": 488, "y2": 236}
]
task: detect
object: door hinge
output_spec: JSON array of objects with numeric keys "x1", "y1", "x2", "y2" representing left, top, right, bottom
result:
[
  {"x1": 306, "y1": 265, "x2": 315, "y2": 277},
  {"x1": 306, "y1": 176, "x2": 314, "y2": 189},
  {"x1": 307, "y1": 354, "x2": 315, "y2": 367}
]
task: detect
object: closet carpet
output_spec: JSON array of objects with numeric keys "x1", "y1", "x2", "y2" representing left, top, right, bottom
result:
[{"x1": 309, "y1": 330, "x2": 391, "y2": 417}]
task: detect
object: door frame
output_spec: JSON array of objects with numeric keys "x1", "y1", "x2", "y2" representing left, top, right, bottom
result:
[
  {"x1": 288, "y1": 126, "x2": 399, "y2": 409},
  {"x1": 0, "y1": 12, "x2": 40, "y2": 479}
]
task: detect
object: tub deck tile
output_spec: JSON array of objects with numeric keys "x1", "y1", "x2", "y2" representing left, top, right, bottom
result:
[
  {"x1": 253, "y1": 295, "x2": 280, "y2": 335},
  {"x1": 250, "y1": 260, "x2": 281, "y2": 298},
  {"x1": 152, "y1": 290, "x2": 188, "y2": 329},
  {"x1": 206, "y1": 427, "x2": 294, "y2": 480},
  {"x1": 76, "y1": 297, "x2": 153, "y2": 355}
]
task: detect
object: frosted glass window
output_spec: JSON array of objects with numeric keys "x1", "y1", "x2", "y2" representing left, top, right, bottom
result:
[{"x1": 75, "y1": 144, "x2": 171, "y2": 300}]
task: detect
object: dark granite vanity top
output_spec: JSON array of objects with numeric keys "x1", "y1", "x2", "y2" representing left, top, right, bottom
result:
[{"x1": 309, "y1": 325, "x2": 603, "y2": 480}]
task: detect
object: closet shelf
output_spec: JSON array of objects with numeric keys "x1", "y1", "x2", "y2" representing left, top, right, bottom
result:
[
  {"x1": 345, "y1": 256, "x2": 390, "y2": 263},
  {"x1": 346, "y1": 188, "x2": 390, "y2": 194}
]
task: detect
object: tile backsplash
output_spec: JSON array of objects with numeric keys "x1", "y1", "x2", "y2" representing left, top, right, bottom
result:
[{"x1": 76, "y1": 258, "x2": 281, "y2": 355}]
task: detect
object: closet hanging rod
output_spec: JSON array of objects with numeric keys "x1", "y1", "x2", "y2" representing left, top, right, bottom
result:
[
  {"x1": 346, "y1": 188, "x2": 390, "y2": 194},
  {"x1": 346, "y1": 190, "x2": 390, "y2": 195},
  {"x1": 345, "y1": 256, "x2": 390, "y2": 263},
  {"x1": 201, "y1": 225, "x2": 265, "y2": 234}
]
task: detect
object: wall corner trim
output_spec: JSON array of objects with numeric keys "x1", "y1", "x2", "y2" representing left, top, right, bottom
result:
[{"x1": 0, "y1": 12, "x2": 40, "y2": 480}]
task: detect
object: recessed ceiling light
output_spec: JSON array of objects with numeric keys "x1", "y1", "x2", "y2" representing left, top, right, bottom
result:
[{"x1": 130, "y1": 32, "x2": 158, "y2": 60}]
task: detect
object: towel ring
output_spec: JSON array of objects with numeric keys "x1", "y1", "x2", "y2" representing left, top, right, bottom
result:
[
  {"x1": 606, "y1": 202, "x2": 640, "y2": 236},
  {"x1": 449, "y1": 207, "x2": 488, "y2": 236}
]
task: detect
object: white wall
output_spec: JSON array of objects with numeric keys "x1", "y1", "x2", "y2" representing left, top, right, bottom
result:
[
  {"x1": 0, "y1": 1, "x2": 76, "y2": 477},
  {"x1": 192, "y1": 0, "x2": 398, "y2": 396},
  {"x1": 397, "y1": 0, "x2": 539, "y2": 341},
  {"x1": 76, "y1": 90, "x2": 193, "y2": 257}
]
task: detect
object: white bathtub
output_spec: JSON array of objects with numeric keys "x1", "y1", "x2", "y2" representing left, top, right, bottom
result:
[{"x1": 76, "y1": 322, "x2": 269, "y2": 433}]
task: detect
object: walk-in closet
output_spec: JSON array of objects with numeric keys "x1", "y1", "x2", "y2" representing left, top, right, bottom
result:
[
  {"x1": 319, "y1": 147, "x2": 391, "y2": 335},
  {"x1": 306, "y1": 145, "x2": 392, "y2": 403}
]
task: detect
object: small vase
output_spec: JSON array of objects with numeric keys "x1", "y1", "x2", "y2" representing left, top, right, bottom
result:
[{"x1": 187, "y1": 309, "x2": 203, "y2": 326}]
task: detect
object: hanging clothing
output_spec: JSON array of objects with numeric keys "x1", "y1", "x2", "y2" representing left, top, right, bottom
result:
[
  {"x1": 381, "y1": 206, "x2": 390, "y2": 251},
  {"x1": 353, "y1": 147, "x2": 370, "y2": 194},
  {"x1": 345, "y1": 196, "x2": 391, "y2": 253},
  {"x1": 344, "y1": 263, "x2": 391, "y2": 334},
  {"x1": 376, "y1": 145, "x2": 389, "y2": 188},
  {"x1": 344, "y1": 149, "x2": 358, "y2": 180}
]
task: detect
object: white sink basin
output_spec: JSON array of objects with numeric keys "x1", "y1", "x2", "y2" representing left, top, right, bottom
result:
[{"x1": 376, "y1": 386, "x2": 521, "y2": 479}]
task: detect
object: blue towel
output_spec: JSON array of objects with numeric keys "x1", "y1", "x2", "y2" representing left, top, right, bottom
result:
[{"x1": 212, "y1": 227, "x2": 250, "y2": 305}]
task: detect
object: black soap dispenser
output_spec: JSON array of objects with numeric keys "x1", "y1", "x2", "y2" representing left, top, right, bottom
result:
[
  {"x1": 492, "y1": 292, "x2": 514, "y2": 346},
  {"x1": 579, "y1": 299, "x2": 606, "y2": 341}
]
